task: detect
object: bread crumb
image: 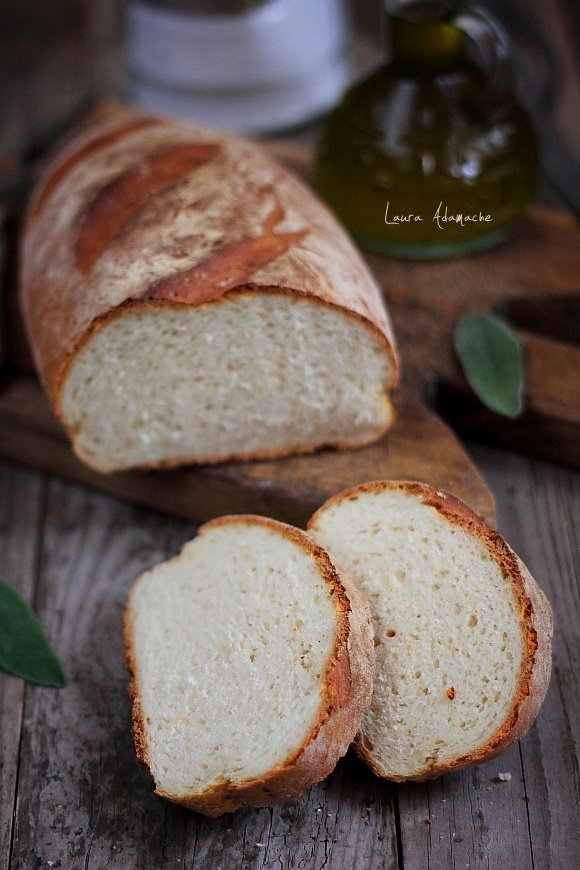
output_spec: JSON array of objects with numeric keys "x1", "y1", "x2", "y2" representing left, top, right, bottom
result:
[
  {"x1": 497, "y1": 772, "x2": 512, "y2": 782},
  {"x1": 256, "y1": 842, "x2": 266, "y2": 847},
  {"x1": 446, "y1": 686, "x2": 456, "y2": 700},
  {"x1": 423, "y1": 818, "x2": 432, "y2": 824}
]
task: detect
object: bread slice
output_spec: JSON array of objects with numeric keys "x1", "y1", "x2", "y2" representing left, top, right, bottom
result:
[
  {"x1": 124, "y1": 514, "x2": 374, "y2": 816},
  {"x1": 20, "y1": 113, "x2": 398, "y2": 472},
  {"x1": 308, "y1": 481, "x2": 552, "y2": 781}
]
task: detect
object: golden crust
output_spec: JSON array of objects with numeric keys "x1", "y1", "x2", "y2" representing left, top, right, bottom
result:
[
  {"x1": 123, "y1": 514, "x2": 375, "y2": 816},
  {"x1": 307, "y1": 480, "x2": 553, "y2": 781}
]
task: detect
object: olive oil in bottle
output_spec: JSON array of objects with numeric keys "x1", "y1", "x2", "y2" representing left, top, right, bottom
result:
[{"x1": 314, "y1": 0, "x2": 537, "y2": 259}]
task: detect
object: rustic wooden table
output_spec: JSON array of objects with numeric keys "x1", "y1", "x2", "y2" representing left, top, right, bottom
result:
[
  {"x1": 1, "y1": 449, "x2": 578, "y2": 869},
  {"x1": 1, "y1": 2, "x2": 579, "y2": 868}
]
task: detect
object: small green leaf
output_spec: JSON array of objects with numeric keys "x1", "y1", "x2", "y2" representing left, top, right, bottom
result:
[
  {"x1": 454, "y1": 313, "x2": 525, "y2": 418},
  {"x1": 0, "y1": 578, "x2": 65, "y2": 687}
]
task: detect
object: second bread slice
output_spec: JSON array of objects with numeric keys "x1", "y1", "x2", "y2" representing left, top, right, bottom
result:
[
  {"x1": 124, "y1": 514, "x2": 374, "y2": 816},
  {"x1": 308, "y1": 481, "x2": 552, "y2": 781}
]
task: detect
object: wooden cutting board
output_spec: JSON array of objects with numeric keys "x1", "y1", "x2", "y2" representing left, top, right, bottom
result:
[{"x1": 1, "y1": 142, "x2": 579, "y2": 527}]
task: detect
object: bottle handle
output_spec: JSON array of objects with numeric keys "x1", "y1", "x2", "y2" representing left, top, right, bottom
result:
[{"x1": 453, "y1": 3, "x2": 511, "y2": 100}]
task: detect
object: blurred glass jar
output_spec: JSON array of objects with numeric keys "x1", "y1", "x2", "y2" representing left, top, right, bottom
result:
[
  {"x1": 123, "y1": 0, "x2": 353, "y2": 134},
  {"x1": 314, "y1": 0, "x2": 538, "y2": 259}
]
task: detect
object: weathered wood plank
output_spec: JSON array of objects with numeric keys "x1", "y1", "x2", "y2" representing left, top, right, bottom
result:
[
  {"x1": 7, "y1": 474, "x2": 400, "y2": 870},
  {"x1": 397, "y1": 749, "x2": 535, "y2": 870},
  {"x1": 0, "y1": 464, "x2": 46, "y2": 867},
  {"x1": 4, "y1": 452, "x2": 579, "y2": 870},
  {"x1": 396, "y1": 446, "x2": 580, "y2": 870},
  {"x1": 8, "y1": 477, "x2": 195, "y2": 870},
  {"x1": 472, "y1": 446, "x2": 580, "y2": 868}
]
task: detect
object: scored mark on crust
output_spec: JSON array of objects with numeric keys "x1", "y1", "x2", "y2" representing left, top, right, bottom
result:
[
  {"x1": 75, "y1": 141, "x2": 221, "y2": 274},
  {"x1": 144, "y1": 198, "x2": 308, "y2": 305},
  {"x1": 29, "y1": 116, "x2": 162, "y2": 222}
]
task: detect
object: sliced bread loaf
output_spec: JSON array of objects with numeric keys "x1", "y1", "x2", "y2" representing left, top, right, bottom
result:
[
  {"x1": 308, "y1": 481, "x2": 552, "y2": 781},
  {"x1": 124, "y1": 514, "x2": 374, "y2": 816},
  {"x1": 20, "y1": 112, "x2": 397, "y2": 472}
]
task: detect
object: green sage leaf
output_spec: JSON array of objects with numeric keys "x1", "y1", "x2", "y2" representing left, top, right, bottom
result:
[
  {"x1": 0, "y1": 578, "x2": 65, "y2": 687},
  {"x1": 454, "y1": 313, "x2": 525, "y2": 419}
]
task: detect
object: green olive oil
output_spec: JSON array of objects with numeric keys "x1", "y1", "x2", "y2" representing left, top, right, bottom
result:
[{"x1": 314, "y1": 1, "x2": 538, "y2": 258}]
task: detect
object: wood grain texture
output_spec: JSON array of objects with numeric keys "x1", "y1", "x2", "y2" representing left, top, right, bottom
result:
[
  {"x1": 0, "y1": 465, "x2": 46, "y2": 866},
  {"x1": 474, "y1": 446, "x2": 580, "y2": 868},
  {"x1": 5, "y1": 473, "x2": 401, "y2": 870},
  {"x1": 8, "y1": 477, "x2": 196, "y2": 870},
  {"x1": 1, "y1": 447, "x2": 577, "y2": 869},
  {"x1": 396, "y1": 743, "x2": 537, "y2": 869}
]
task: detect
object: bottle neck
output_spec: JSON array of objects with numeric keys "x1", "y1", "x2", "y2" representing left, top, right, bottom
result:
[{"x1": 383, "y1": 0, "x2": 465, "y2": 74}]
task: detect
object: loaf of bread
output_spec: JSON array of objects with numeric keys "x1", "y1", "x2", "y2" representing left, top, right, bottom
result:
[
  {"x1": 20, "y1": 111, "x2": 398, "y2": 472},
  {"x1": 124, "y1": 514, "x2": 374, "y2": 816},
  {"x1": 308, "y1": 481, "x2": 552, "y2": 781}
]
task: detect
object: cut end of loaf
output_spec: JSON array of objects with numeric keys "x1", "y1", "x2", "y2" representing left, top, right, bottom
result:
[
  {"x1": 60, "y1": 290, "x2": 394, "y2": 472},
  {"x1": 124, "y1": 515, "x2": 373, "y2": 815},
  {"x1": 308, "y1": 481, "x2": 552, "y2": 781}
]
